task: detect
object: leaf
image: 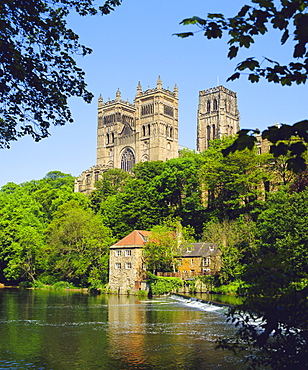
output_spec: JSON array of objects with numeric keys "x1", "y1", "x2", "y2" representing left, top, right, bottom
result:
[
  {"x1": 208, "y1": 13, "x2": 224, "y2": 20},
  {"x1": 238, "y1": 5, "x2": 251, "y2": 17},
  {"x1": 248, "y1": 74, "x2": 260, "y2": 83},
  {"x1": 287, "y1": 156, "x2": 307, "y2": 173},
  {"x1": 281, "y1": 29, "x2": 289, "y2": 45},
  {"x1": 289, "y1": 142, "x2": 307, "y2": 156},
  {"x1": 173, "y1": 32, "x2": 194, "y2": 38},
  {"x1": 227, "y1": 72, "x2": 240, "y2": 82},
  {"x1": 237, "y1": 59, "x2": 259, "y2": 71},
  {"x1": 294, "y1": 42, "x2": 306, "y2": 58},
  {"x1": 180, "y1": 17, "x2": 200, "y2": 25},
  {"x1": 270, "y1": 142, "x2": 289, "y2": 157},
  {"x1": 228, "y1": 46, "x2": 239, "y2": 59}
]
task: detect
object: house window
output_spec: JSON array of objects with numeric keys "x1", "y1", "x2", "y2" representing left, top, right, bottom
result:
[
  {"x1": 126, "y1": 263, "x2": 132, "y2": 269},
  {"x1": 115, "y1": 250, "x2": 121, "y2": 256},
  {"x1": 203, "y1": 257, "x2": 211, "y2": 267},
  {"x1": 125, "y1": 250, "x2": 131, "y2": 256},
  {"x1": 191, "y1": 258, "x2": 194, "y2": 265},
  {"x1": 115, "y1": 263, "x2": 121, "y2": 269}
]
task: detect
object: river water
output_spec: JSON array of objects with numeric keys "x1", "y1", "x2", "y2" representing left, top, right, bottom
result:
[{"x1": 0, "y1": 289, "x2": 246, "y2": 370}]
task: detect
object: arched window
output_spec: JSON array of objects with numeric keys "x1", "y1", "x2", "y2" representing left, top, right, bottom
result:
[
  {"x1": 106, "y1": 133, "x2": 109, "y2": 145},
  {"x1": 148, "y1": 124, "x2": 151, "y2": 135},
  {"x1": 111, "y1": 132, "x2": 114, "y2": 143},
  {"x1": 207, "y1": 100, "x2": 211, "y2": 112},
  {"x1": 207, "y1": 125, "x2": 211, "y2": 145},
  {"x1": 121, "y1": 147, "x2": 135, "y2": 172},
  {"x1": 213, "y1": 99, "x2": 218, "y2": 111},
  {"x1": 212, "y1": 124, "x2": 216, "y2": 139},
  {"x1": 170, "y1": 127, "x2": 173, "y2": 138},
  {"x1": 142, "y1": 125, "x2": 146, "y2": 136}
]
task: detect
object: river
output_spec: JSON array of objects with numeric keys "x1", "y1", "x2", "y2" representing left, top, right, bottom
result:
[{"x1": 0, "y1": 289, "x2": 246, "y2": 370}]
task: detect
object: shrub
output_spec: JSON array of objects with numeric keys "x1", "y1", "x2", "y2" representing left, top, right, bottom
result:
[
  {"x1": 148, "y1": 272, "x2": 183, "y2": 296},
  {"x1": 52, "y1": 281, "x2": 76, "y2": 290}
]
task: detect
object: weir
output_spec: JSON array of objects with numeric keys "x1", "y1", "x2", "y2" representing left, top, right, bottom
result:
[{"x1": 170, "y1": 293, "x2": 231, "y2": 313}]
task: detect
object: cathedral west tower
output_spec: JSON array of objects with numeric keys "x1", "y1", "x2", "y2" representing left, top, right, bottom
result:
[
  {"x1": 97, "y1": 76, "x2": 179, "y2": 171},
  {"x1": 197, "y1": 86, "x2": 240, "y2": 151}
]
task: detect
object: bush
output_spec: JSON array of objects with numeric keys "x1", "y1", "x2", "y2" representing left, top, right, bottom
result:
[
  {"x1": 52, "y1": 281, "x2": 76, "y2": 290},
  {"x1": 19, "y1": 281, "x2": 32, "y2": 288},
  {"x1": 135, "y1": 290, "x2": 148, "y2": 297},
  {"x1": 148, "y1": 272, "x2": 183, "y2": 296},
  {"x1": 31, "y1": 281, "x2": 46, "y2": 289},
  {"x1": 212, "y1": 280, "x2": 247, "y2": 295}
]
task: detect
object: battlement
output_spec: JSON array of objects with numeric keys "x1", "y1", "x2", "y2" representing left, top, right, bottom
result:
[{"x1": 199, "y1": 85, "x2": 237, "y2": 98}]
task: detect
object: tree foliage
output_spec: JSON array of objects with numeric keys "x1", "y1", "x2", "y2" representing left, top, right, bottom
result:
[
  {"x1": 203, "y1": 216, "x2": 256, "y2": 284},
  {"x1": 143, "y1": 224, "x2": 178, "y2": 274},
  {"x1": 199, "y1": 136, "x2": 271, "y2": 220},
  {"x1": 0, "y1": 0, "x2": 122, "y2": 148},
  {"x1": 0, "y1": 187, "x2": 45, "y2": 281},
  {"x1": 223, "y1": 121, "x2": 308, "y2": 173},
  {"x1": 218, "y1": 189, "x2": 308, "y2": 369},
  {"x1": 44, "y1": 200, "x2": 115, "y2": 287},
  {"x1": 175, "y1": 0, "x2": 308, "y2": 85}
]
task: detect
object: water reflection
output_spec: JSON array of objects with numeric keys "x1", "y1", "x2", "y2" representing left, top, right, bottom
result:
[{"x1": 0, "y1": 290, "x2": 245, "y2": 369}]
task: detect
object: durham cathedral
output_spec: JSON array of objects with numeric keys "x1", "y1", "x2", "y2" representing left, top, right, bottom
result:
[{"x1": 74, "y1": 77, "x2": 240, "y2": 194}]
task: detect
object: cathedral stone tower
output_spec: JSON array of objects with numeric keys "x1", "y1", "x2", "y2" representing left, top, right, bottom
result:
[
  {"x1": 97, "y1": 76, "x2": 179, "y2": 171},
  {"x1": 75, "y1": 78, "x2": 178, "y2": 194},
  {"x1": 197, "y1": 86, "x2": 240, "y2": 152}
]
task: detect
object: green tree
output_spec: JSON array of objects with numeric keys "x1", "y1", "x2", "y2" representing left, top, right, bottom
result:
[
  {"x1": 200, "y1": 137, "x2": 270, "y2": 220},
  {"x1": 0, "y1": 188, "x2": 45, "y2": 282},
  {"x1": 153, "y1": 155, "x2": 205, "y2": 235},
  {"x1": 100, "y1": 177, "x2": 171, "y2": 239},
  {"x1": 0, "y1": 0, "x2": 122, "y2": 148},
  {"x1": 219, "y1": 189, "x2": 308, "y2": 369},
  {"x1": 89, "y1": 168, "x2": 130, "y2": 212},
  {"x1": 144, "y1": 224, "x2": 178, "y2": 274},
  {"x1": 44, "y1": 200, "x2": 115, "y2": 287},
  {"x1": 144, "y1": 220, "x2": 195, "y2": 274},
  {"x1": 203, "y1": 216, "x2": 256, "y2": 284}
]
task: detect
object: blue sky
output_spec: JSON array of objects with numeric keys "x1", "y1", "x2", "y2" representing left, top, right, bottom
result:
[{"x1": 0, "y1": 0, "x2": 307, "y2": 187}]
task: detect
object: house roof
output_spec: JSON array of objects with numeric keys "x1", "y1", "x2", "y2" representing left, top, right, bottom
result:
[
  {"x1": 111, "y1": 230, "x2": 150, "y2": 248},
  {"x1": 178, "y1": 242, "x2": 219, "y2": 258}
]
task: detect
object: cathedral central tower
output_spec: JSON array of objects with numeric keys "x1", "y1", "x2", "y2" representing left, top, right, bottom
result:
[{"x1": 197, "y1": 86, "x2": 239, "y2": 151}]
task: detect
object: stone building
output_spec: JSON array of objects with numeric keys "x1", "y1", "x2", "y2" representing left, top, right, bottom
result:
[
  {"x1": 74, "y1": 77, "x2": 179, "y2": 194},
  {"x1": 108, "y1": 230, "x2": 221, "y2": 294},
  {"x1": 197, "y1": 85, "x2": 240, "y2": 151},
  {"x1": 108, "y1": 230, "x2": 150, "y2": 294},
  {"x1": 176, "y1": 243, "x2": 221, "y2": 278}
]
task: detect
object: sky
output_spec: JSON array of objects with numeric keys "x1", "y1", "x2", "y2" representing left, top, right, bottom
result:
[{"x1": 0, "y1": 0, "x2": 307, "y2": 187}]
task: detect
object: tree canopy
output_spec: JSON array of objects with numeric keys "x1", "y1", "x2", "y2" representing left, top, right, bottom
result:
[
  {"x1": 0, "y1": 0, "x2": 122, "y2": 148},
  {"x1": 175, "y1": 0, "x2": 308, "y2": 86}
]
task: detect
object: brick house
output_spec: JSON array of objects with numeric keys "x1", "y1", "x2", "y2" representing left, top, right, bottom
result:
[{"x1": 108, "y1": 230, "x2": 150, "y2": 294}]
